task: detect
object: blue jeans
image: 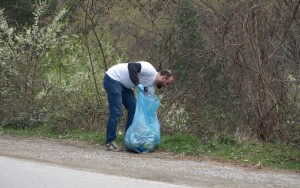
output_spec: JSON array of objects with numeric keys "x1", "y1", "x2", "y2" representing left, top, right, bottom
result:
[{"x1": 103, "y1": 74, "x2": 136, "y2": 144}]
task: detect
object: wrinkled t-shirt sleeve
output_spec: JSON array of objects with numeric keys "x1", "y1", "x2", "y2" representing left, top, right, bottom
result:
[{"x1": 128, "y1": 62, "x2": 141, "y2": 86}]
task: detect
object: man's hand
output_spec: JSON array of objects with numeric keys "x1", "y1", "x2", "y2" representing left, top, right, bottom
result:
[{"x1": 137, "y1": 84, "x2": 147, "y2": 92}]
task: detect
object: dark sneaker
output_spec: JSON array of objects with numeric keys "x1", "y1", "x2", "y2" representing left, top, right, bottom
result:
[{"x1": 105, "y1": 140, "x2": 123, "y2": 152}]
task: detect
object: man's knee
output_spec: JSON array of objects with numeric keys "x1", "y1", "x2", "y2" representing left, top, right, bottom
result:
[{"x1": 110, "y1": 110, "x2": 122, "y2": 119}]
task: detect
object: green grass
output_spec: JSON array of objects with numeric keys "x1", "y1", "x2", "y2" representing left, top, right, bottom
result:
[
  {"x1": 1, "y1": 126, "x2": 299, "y2": 171},
  {"x1": 157, "y1": 133, "x2": 299, "y2": 171},
  {"x1": 0, "y1": 126, "x2": 105, "y2": 143},
  {"x1": 200, "y1": 139, "x2": 300, "y2": 170},
  {"x1": 159, "y1": 133, "x2": 202, "y2": 155}
]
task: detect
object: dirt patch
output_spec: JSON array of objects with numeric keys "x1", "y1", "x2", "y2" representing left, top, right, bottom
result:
[{"x1": 0, "y1": 134, "x2": 299, "y2": 188}]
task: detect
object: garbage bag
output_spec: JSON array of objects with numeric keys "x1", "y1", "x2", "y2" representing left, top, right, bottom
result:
[{"x1": 125, "y1": 90, "x2": 161, "y2": 153}]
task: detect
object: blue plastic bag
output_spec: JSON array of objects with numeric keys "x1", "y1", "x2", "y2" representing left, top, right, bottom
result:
[{"x1": 125, "y1": 90, "x2": 161, "y2": 153}]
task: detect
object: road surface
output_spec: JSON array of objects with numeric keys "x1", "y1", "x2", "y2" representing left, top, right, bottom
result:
[
  {"x1": 0, "y1": 156, "x2": 188, "y2": 188},
  {"x1": 0, "y1": 135, "x2": 299, "y2": 188}
]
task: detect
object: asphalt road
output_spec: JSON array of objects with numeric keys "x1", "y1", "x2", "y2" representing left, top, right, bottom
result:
[{"x1": 0, "y1": 156, "x2": 188, "y2": 188}]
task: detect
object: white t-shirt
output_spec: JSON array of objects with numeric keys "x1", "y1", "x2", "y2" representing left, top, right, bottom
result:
[{"x1": 106, "y1": 61, "x2": 157, "y2": 95}]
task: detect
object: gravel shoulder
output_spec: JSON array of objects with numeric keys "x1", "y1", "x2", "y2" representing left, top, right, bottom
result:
[{"x1": 0, "y1": 134, "x2": 299, "y2": 188}]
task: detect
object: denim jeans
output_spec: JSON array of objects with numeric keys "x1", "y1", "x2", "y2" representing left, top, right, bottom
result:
[{"x1": 103, "y1": 74, "x2": 136, "y2": 144}]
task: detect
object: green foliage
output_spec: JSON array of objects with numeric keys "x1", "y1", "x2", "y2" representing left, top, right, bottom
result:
[
  {"x1": 0, "y1": 0, "x2": 61, "y2": 27},
  {"x1": 201, "y1": 135, "x2": 300, "y2": 170},
  {"x1": 176, "y1": 0, "x2": 203, "y2": 49},
  {"x1": 199, "y1": 1, "x2": 300, "y2": 142},
  {"x1": 160, "y1": 133, "x2": 201, "y2": 155},
  {"x1": 0, "y1": 0, "x2": 35, "y2": 27},
  {"x1": 160, "y1": 101, "x2": 190, "y2": 133},
  {"x1": 171, "y1": 0, "x2": 206, "y2": 84},
  {"x1": 156, "y1": 0, "x2": 211, "y2": 136},
  {"x1": 1, "y1": 0, "x2": 300, "y2": 172},
  {"x1": 2, "y1": 111, "x2": 46, "y2": 129},
  {"x1": 0, "y1": 1, "x2": 124, "y2": 131},
  {"x1": 1, "y1": 126, "x2": 105, "y2": 144},
  {"x1": 0, "y1": 2, "x2": 69, "y2": 126},
  {"x1": 160, "y1": 132, "x2": 300, "y2": 171}
]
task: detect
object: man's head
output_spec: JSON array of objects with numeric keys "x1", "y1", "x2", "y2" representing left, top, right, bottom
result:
[{"x1": 155, "y1": 69, "x2": 174, "y2": 89}]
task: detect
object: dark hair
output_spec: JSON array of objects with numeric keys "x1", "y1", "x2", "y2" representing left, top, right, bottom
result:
[{"x1": 159, "y1": 69, "x2": 173, "y2": 78}]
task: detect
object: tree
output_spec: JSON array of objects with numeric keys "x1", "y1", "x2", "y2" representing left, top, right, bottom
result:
[
  {"x1": 199, "y1": 0, "x2": 300, "y2": 141},
  {"x1": 0, "y1": 2, "x2": 68, "y2": 126}
]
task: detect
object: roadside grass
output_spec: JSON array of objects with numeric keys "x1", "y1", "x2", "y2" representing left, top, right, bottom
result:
[
  {"x1": 0, "y1": 126, "x2": 107, "y2": 144},
  {"x1": 1, "y1": 127, "x2": 299, "y2": 171},
  {"x1": 160, "y1": 133, "x2": 300, "y2": 171}
]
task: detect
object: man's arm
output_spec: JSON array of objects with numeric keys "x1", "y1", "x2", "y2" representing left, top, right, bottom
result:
[{"x1": 128, "y1": 62, "x2": 141, "y2": 86}]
